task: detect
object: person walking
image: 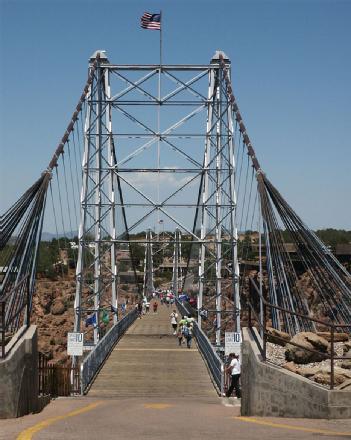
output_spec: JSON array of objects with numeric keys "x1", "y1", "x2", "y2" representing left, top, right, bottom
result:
[
  {"x1": 225, "y1": 353, "x2": 241, "y2": 398},
  {"x1": 145, "y1": 301, "x2": 150, "y2": 314},
  {"x1": 153, "y1": 301, "x2": 158, "y2": 314},
  {"x1": 178, "y1": 316, "x2": 187, "y2": 344},
  {"x1": 137, "y1": 302, "x2": 143, "y2": 319},
  {"x1": 183, "y1": 322, "x2": 193, "y2": 348},
  {"x1": 170, "y1": 310, "x2": 178, "y2": 335},
  {"x1": 176, "y1": 326, "x2": 183, "y2": 346},
  {"x1": 179, "y1": 315, "x2": 187, "y2": 327},
  {"x1": 186, "y1": 314, "x2": 195, "y2": 328}
]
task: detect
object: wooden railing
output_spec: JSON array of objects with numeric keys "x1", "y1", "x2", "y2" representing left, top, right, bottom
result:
[{"x1": 38, "y1": 352, "x2": 80, "y2": 396}]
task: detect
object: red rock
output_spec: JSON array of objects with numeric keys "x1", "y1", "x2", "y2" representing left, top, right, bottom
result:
[
  {"x1": 285, "y1": 332, "x2": 329, "y2": 364},
  {"x1": 282, "y1": 362, "x2": 299, "y2": 374},
  {"x1": 316, "y1": 332, "x2": 349, "y2": 342},
  {"x1": 267, "y1": 327, "x2": 291, "y2": 346},
  {"x1": 51, "y1": 300, "x2": 66, "y2": 315}
]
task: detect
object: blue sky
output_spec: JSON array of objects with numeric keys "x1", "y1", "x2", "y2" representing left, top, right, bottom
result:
[{"x1": 0, "y1": 0, "x2": 350, "y2": 230}]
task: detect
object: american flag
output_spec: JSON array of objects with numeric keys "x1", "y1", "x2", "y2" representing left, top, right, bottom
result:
[{"x1": 140, "y1": 12, "x2": 161, "y2": 30}]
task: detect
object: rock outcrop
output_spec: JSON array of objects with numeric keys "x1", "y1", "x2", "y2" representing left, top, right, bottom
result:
[
  {"x1": 32, "y1": 269, "x2": 135, "y2": 365},
  {"x1": 51, "y1": 300, "x2": 66, "y2": 315},
  {"x1": 282, "y1": 362, "x2": 299, "y2": 374},
  {"x1": 316, "y1": 332, "x2": 349, "y2": 342},
  {"x1": 337, "y1": 379, "x2": 351, "y2": 390},
  {"x1": 285, "y1": 332, "x2": 329, "y2": 364},
  {"x1": 267, "y1": 327, "x2": 291, "y2": 346}
]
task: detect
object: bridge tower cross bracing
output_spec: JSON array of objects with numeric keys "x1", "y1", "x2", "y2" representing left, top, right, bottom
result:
[
  {"x1": 197, "y1": 50, "x2": 240, "y2": 342},
  {"x1": 74, "y1": 50, "x2": 118, "y2": 345},
  {"x1": 71, "y1": 49, "x2": 241, "y2": 353}
]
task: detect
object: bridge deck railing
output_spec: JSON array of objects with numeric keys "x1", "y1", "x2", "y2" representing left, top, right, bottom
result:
[
  {"x1": 176, "y1": 298, "x2": 224, "y2": 395},
  {"x1": 80, "y1": 308, "x2": 138, "y2": 394},
  {"x1": 247, "y1": 277, "x2": 351, "y2": 390}
]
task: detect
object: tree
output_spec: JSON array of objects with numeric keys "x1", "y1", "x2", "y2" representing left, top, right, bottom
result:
[
  {"x1": 37, "y1": 241, "x2": 59, "y2": 276},
  {"x1": 129, "y1": 243, "x2": 144, "y2": 268},
  {"x1": 315, "y1": 229, "x2": 351, "y2": 248}
]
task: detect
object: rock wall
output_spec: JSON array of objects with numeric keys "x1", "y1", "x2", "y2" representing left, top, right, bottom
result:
[
  {"x1": 241, "y1": 327, "x2": 351, "y2": 418},
  {"x1": 33, "y1": 272, "x2": 136, "y2": 365}
]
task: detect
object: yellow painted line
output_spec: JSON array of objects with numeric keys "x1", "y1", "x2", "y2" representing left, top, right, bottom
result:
[
  {"x1": 117, "y1": 348, "x2": 197, "y2": 352},
  {"x1": 143, "y1": 403, "x2": 174, "y2": 409},
  {"x1": 17, "y1": 401, "x2": 103, "y2": 440},
  {"x1": 234, "y1": 416, "x2": 351, "y2": 437}
]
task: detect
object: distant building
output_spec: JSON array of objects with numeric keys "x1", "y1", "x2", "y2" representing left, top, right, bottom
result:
[
  {"x1": 116, "y1": 250, "x2": 132, "y2": 262},
  {"x1": 158, "y1": 258, "x2": 191, "y2": 272},
  {"x1": 335, "y1": 244, "x2": 351, "y2": 264},
  {"x1": 283, "y1": 243, "x2": 297, "y2": 253},
  {"x1": 119, "y1": 270, "x2": 143, "y2": 283},
  {"x1": 238, "y1": 231, "x2": 259, "y2": 243}
]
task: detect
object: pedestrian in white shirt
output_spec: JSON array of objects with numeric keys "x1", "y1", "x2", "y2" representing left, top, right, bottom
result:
[
  {"x1": 170, "y1": 310, "x2": 178, "y2": 335},
  {"x1": 225, "y1": 353, "x2": 241, "y2": 398}
]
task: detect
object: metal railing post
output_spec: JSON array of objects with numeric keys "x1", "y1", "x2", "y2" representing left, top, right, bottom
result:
[
  {"x1": 1, "y1": 301, "x2": 5, "y2": 358},
  {"x1": 221, "y1": 364, "x2": 224, "y2": 397},
  {"x1": 330, "y1": 325, "x2": 335, "y2": 390},
  {"x1": 248, "y1": 302, "x2": 252, "y2": 329},
  {"x1": 80, "y1": 362, "x2": 84, "y2": 396},
  {"x1": 26, "y1": 277, "x2": 30, "y2": 328},
  {"x1": 248, "y1": 279, "x2": 252, "y2": 329},
  {"x1": 262, "y1": 302, "x2": 267, "y2": 361}
]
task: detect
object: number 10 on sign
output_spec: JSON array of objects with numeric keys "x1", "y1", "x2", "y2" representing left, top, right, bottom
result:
[
  {"x1": 67, "y1": 332, "x2": 84, "y2": 356},
  {"x1": 225, "y1": 332, "x2": 241, "y2": 356}
]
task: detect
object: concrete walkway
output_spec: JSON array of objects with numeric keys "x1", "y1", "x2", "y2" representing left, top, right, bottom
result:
[{"x1": 88, "y1": 302, "x2": 217, "y2": 398}]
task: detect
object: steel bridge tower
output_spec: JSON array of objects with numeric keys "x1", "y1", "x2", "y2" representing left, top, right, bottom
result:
[
  {"x1": 74, "y1": 51, "x2": 119, "y2": 345},
  {"x1": 73, "y1": 49, "x2": 240, "y2": 351},
  {"x1": 196, "y1": 51, "x2": 240, "y2": 344}
]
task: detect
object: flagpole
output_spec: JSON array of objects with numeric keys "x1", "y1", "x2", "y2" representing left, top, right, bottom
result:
[
  {"x1": 160, "y1": 10, "x2": 162, "y2": 66},
  {"x1": 157, "y1": 10, "x2": 162, "y2": 239}
]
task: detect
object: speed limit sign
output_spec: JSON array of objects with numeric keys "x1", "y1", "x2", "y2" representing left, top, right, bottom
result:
[
  {"x1": 225, "y1": 332, "x2": 241, "y2": 356},
  {"x1": 67, "y1": 332, "x2": 84, "y2": 356}
]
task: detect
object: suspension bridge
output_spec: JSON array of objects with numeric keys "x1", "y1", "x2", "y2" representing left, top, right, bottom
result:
[{"x1": 1, "y1": 49, "x2": 351, "y2": 437}]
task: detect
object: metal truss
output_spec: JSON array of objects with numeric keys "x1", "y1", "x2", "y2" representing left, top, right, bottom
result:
[
  {"x1": 74, "y1": 51, "x2": 119, "y2": 346},
  {"x1": 74, "y1": 50, "x2": 240, "y2": 351}
]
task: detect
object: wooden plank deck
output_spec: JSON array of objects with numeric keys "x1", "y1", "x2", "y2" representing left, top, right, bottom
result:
[{"x1": 88, "y1": 303, "x2": 217, "y2": 398}]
